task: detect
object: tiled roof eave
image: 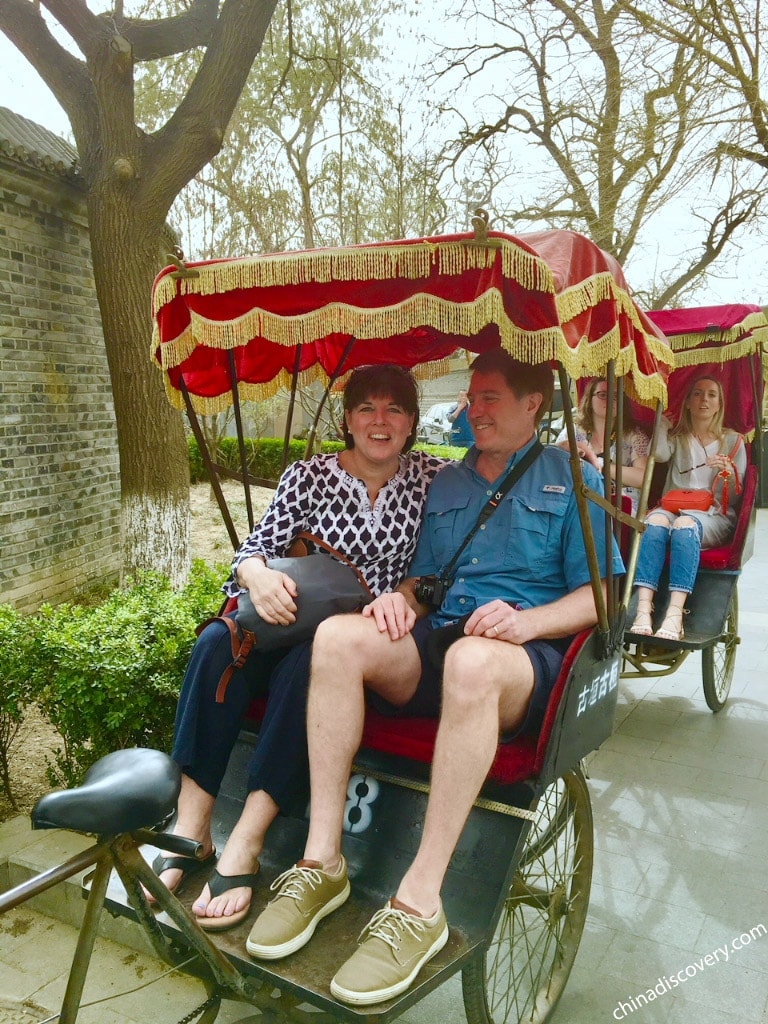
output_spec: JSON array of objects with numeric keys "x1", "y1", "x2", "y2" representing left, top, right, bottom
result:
[{"x1": 0, "y1": 106, "x2": 81, "y2": 183}]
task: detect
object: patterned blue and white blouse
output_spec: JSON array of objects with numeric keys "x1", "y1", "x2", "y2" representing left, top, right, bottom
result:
[{"x1": 226, "y1": 451, "x2": 449, "y2": 598}]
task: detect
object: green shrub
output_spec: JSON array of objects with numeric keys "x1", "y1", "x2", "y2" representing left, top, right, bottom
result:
[
  {"x1": 188, "y1": 436, "x2": 205, "y2": 483},
  {"x1": 0, "y1": 604, "x2": 39, "y2": 807},
  {"x1": 33, "y1": 560, "x2": 224, "y2": 787},
  {"x1": 188, "y1": 436, "x2": 457, "y2": 483},
  {"x1": 413, "y1": 442, "x2": 465, "y2": 460}
]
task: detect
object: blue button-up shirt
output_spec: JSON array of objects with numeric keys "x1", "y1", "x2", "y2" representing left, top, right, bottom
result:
[{"x1": 409, "y1": 438, "x2": 624, "y2": 626}]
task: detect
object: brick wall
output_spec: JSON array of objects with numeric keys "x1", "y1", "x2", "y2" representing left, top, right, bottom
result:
[{"x1": 0, "y1": 160, "x2": 120, "y2": 611}]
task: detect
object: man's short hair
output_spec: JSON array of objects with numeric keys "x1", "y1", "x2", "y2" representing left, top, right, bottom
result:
[{"x1": 469, "y1": 348, "x2": 555, "y2": 426}]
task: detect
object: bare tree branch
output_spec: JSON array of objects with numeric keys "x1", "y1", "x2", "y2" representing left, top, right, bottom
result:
[
  {"x1": 435, "y1": 0, "x2": 765, "y2": 304},
  {"x1": 0, "y1": 0, "x2": 92, "y2": 121},
  {"x1": 112, "y1": 0, "x2": 220, "y2": 61},
  {"x1": 145, "y1": 0, "x2": 281, "y2": 210},
  {"x1": 39, "y1": 0, "x2": 104, "y2": 54}
]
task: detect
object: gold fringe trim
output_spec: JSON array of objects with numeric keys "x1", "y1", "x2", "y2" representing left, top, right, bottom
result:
[
  {"x1": 556, "y1": 272, "x2": 617, "y2": 324},
  {"x1": 158, "y1": 356, "x2": 458, "y2": 416},
  {"x1": 153, "y1": 281, "x2": 671, "y2": 414},
  {"x1": 665, "y1": 309, "x2": 768, "y2": 352},
  {"x1": 154, "y1": 290, "x2": 563, "y2": 373},
  {"x1": 152, "y1": 238, "x2": 553, "y2": 319},
  {"x1": 152, "y1": 240, "x2": 674, "y2": 414},
  {"x1": 332, "y1": 359, "x2": 454, "y2": 394},
  {"x1": 670, "y1": 336, "x2": 761, "y2": 367}
]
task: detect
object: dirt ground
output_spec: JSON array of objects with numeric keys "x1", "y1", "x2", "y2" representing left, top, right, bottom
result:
[{"x1": 0, "y1": 481, "x2": 276, "y2": 823}]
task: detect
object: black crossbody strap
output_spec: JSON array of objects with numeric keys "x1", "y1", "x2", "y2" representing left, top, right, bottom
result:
[{"x1": 442, "y1": 440, "x2": 544, "y2": 577}]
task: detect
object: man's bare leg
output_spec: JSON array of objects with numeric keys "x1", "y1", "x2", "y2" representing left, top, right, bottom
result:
[
  {"x1": 395, "y1": 637, "x2": 535, "y2": 916},
  {"x1": 303, "y1": 614, "x2": 422, "y2": 870}
]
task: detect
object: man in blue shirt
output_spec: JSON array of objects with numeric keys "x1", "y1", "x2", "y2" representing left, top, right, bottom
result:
[
  {"x1": 247, "y1": 349, "x2": 624, "y2": 1002},
  {"x1": 447, "y1": 388, "x2": 474, "y2": 447}
]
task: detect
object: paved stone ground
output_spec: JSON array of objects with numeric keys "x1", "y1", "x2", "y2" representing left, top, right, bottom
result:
[{"x1": 1, "y1": 514, "x2": 767, "y2": 1024}]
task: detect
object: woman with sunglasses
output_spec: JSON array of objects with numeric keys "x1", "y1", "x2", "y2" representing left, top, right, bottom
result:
[
  {"x1": 630, "y1": 376, "x2": 746, "y2": 640},
  {"x1": 555, "y1": 378, "x2": 650, "y2": 515}
]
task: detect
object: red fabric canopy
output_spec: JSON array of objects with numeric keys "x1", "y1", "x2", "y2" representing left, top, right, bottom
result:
[
  {"x1": 151, "y1": 229, "x2": 672, "y2": 414},
  {"x1": 646, "y1": 305, "x2": 766, "y2": 437}
]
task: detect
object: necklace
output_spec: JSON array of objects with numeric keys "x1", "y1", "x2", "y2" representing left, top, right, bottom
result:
[{"x1": 695, "y1": 433, "x2": 717, "y2": 456}]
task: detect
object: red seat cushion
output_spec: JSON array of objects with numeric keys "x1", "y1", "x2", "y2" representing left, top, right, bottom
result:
[
  {"x1": 698, "y1": 463, "x2": 756, "y2": 571},
  {"x1": 360, "y1": 712, "x2": 539, "y2": 785}
]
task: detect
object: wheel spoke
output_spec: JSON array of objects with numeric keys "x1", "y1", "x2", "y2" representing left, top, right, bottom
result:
[
  {"x1": 463, "y1": 768, "x2": 594, "y2": 1024},
  {"x1": 702, "y1": 590, "x2": 738, "y2": 712}
]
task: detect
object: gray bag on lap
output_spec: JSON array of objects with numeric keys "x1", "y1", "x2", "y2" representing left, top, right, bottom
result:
[
  {"x1": 235, "y1": 550, "x2": 373, "y2": 649},
  {"x1": 204, "y1": 532, "x2": 374, "y2": 703}
]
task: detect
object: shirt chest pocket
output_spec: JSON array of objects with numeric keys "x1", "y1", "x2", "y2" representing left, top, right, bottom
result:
[
  {"x1": 427, "y1": 493, "x2": 472, "y2": 568},
  {"x1": 502, "y1": 492, "x2": 569, "y2": 573}
]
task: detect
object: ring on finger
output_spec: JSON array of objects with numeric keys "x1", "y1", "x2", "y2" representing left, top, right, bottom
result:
[{"x1": 492, "y1": 624, "x2": 499, "y2": 636}]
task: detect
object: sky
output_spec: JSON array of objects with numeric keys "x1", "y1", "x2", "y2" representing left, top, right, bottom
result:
[
  {"x1": 0, "y1": 14, "x2": 765, "y2": 309},
  {"x1": 0, "y1": 34, "x2": 70, "y2": 137}
]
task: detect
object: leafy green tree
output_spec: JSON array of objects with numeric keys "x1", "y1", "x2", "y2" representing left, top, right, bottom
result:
[
  {"x1": 136, "y1": 0, "x2": 448, "y2": 257},
  {"x1": 436, "y1": 0, "x2": 768, "y2": 306},
  {"x1": 0, "y1": 1, "x2": 281, "y2": 585}
]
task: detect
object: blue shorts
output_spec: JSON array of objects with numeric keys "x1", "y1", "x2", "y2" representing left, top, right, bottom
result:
[{"x1": 367, "y1": 616, "x2": 570, "y2": 741}]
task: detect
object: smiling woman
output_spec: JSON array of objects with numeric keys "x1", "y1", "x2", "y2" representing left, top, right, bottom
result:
[{"x1": 154, "y1": 362, "x2": 452, "y2": 931}]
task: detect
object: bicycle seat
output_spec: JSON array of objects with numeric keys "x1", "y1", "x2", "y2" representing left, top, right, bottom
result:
[{"x1": 32, "y1": 748, "x2": 181, "y2": 835}]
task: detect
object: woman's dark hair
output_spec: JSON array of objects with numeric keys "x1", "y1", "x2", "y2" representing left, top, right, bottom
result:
[{"x1": 341, "y1": 364, "x2": 420, "y2": 451}]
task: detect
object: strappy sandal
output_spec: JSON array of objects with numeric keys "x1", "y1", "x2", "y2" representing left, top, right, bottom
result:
[
  {"x1": 630, "y1": 600, "x2": 654, "y2": 636},
  {"x1": 654, "y1": 608, "x2": 685, "y2": 642},
  {"x1": 194, "y1": 866, "x2": 260, "y2": 931},
  {"x1": 150, "y1": 847, "x2": 217, "y2": 900}
]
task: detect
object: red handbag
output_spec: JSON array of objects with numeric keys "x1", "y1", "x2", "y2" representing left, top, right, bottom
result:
[
  {"x1": 661, "y1": 436, "x2": 744, "y2": 516},
  {"x1": 660, "y1": 489, "x2": 714, "y2": 514}
]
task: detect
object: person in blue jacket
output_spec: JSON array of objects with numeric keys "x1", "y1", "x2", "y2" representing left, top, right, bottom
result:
[{"x1": 447, "y1": 388, "x2": 474, "y2": 447}]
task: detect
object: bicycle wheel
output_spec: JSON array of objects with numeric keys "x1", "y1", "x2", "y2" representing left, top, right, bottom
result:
[
  {"x1": 702, "y1": 588, "x2": 738, "y2": 712},
  {"x1": 462, "y1": 767, "x2": 593, "y2": 1024}
]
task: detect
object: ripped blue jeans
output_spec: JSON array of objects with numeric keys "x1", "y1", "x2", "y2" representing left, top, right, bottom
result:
[{"x1": 635, "y1": 518, "x2": 703, "y2": 594}]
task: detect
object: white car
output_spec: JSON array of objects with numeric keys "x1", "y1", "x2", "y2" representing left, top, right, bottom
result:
[{"x1": 417, "y1": 402, "x2": 454, "y2": 444}]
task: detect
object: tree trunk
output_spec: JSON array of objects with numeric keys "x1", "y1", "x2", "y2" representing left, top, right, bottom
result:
[{"x1": 87, "y1": 192, "x2": 190, "y2": 586}]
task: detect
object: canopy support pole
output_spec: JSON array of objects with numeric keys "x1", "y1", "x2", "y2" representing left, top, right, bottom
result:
[
  {"x1": 619, "y1": 400, "x2": 665, "y2": 616},
  {"x1": 557, "y1": 366, "x2": 611, "y2": 653},
  {"x1": 603, "y1": 362, "x2": 618, "y2": 619},
  {"x1": 180, "y1": 379, "x2": 241, "y2": 552},
  {"x1": 304, "y1": 336, "x2": 357, "y2": 457},
  {"x1": 749, "y1": 352, "x2": 765, "y2": 506},
  {"x1": 282, "y1": 345, "x2": 304, "y2": 473},
  {"x1": 227, "y1": 350, "x2": 255, "y2": 534}
]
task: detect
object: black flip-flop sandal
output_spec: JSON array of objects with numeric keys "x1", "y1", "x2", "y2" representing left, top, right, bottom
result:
[
  {"x1": 195, "y1": 867, "x2": 260, "y2": 931},
  {"x1": 151, "y1": 847, "x2": 217, "y2": 896}
]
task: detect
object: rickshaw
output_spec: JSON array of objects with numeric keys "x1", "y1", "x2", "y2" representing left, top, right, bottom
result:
[
  {"x1": 0, "y1": 224, "x2": 673, "y2": 1024},
  {"x1": 622, "y1": 303, "x2": 766, "y2": 711}
]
